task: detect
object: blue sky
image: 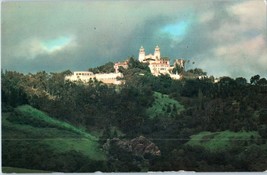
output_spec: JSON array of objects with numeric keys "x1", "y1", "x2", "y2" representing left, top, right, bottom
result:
[
  {"x1": 161, "y1": 20, "x2": 190, "y2": 38},
  {"x1": 2, "y1": 1, "x2": 266, "y2": 79},
  {"x1": 42, "y1": 36, "x2": 72, "y2": 52}
]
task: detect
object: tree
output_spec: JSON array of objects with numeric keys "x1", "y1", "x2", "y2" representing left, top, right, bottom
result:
[
  {"x1": 187, "y1": 68, "x2": 207, "y2": 76},
  {"x1": 235, "y1": 77, "x2": 247, "y2": 86},
  {"x1": 257, "y1": 78, "x2": 267, "y2": 86},
  {"x1": 250, "y1": 75, "x2": 260, "y2": 85},
  {"x1": 217, "y1": 77, "x2": 236, "y2": 98},
  {"x1": 128, "y1": 57, "x2": 150, "y2": 72},
  {"x1": 1, "y1": 71, "x2": 29, "y2": 107},
  {"x1": 88, "y1": 62, "x2": 115, "y2": 73}
]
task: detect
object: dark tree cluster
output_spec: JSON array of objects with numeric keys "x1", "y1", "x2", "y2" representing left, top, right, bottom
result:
[{"x1": 88, "y1": 62, "x2": 115, "y2": 73}]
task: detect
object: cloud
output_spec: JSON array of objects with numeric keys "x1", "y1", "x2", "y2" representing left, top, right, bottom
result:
[
  {"x1": 14, "y1": 38, "x2": 45, "y2": 59},
  {"x1": 199, "y1": 11, "x2": 214, "y2": 23},
  {"x1": 11, "y1": 36, "x2": 75, "y2": 60},
  {"x1": 1, "y1": 0, "x2": 266, "y2": 79},
  {"x1": 197, "y1": 35, "x2": 267, "y2": 78},
  {"x1": 195, "y1": 0, "x2": 267, "y2": 79},
  {"x1": 161, "y1": 0, "x2": 267, "y2": 79}
]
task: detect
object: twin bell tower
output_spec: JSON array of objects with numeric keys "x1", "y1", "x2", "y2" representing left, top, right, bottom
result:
[{"x1": 138, "y1": 45, "x2": 161, "y2": 62}]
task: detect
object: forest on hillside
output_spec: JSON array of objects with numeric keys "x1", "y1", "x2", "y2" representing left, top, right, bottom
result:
[{"x1": 2, "y1": 58, "x2": 267, "y2": 172}]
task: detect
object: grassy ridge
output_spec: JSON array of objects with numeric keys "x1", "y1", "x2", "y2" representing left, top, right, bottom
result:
[
  {"x1": 147, "y1": 91, "x2": 184, "y2": 118},
  {"x1": 3, "y1": 113, "x2": 81, "y2": 139},
  {"x1": 2, "y1": 167, "x2": 50, "y2": 173},
  {"x1": 187, "y1": 130, "x2": 260, "y2": 151},
  {"x1": 41, "y1": 138, "x2": 105, "y2": 159},
  {"x1": 2, "y1": 105, "x2": 106, "y2": 161},
  {"x1": 16, "y1": 105, "x2": 96, "y2": 140}
]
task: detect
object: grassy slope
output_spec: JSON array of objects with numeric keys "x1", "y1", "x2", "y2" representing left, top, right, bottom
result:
[
  {"x1": 147, "y1": 91, "x2": 184, "y2": 118},
  {"x1": 2, "y1": 105, "x2": 106, "y2": 161},
  {"x1": 17, "y1": 105, "x2": 96, "y2": 140},
  {"x1": 187, "y1": 130, "x2": 260, "y2": 151},
  {"x1": 2, "y1": 167, "x2": 50, "y2": 173}
]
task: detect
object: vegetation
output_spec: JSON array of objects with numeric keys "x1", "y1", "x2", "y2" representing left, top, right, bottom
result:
[
  {"x1": 15, "y1": 105, "x2": 96, "y2": 140},
  {"x1": 2, "y1": 58, "x2": 267, "y2": 172},
  {"x1": 147, "y1": 91, "x2": 184, "y2": 118},
  {"x1": 2, "y1": 167, "x2": 50, "y2": 173},
  {"x1": 88, "y1": 62, "x2": 115, "y2": 73},
  {"x1": 187, "y1": 130, "x2": 260, "y2": 152},
  {"x1": 2, "y1": 106, "x2": 106, "y2": 172}
]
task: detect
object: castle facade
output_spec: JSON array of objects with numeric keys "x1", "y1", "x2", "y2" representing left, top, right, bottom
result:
[{"x1": 138, "y1": 45, "x2": 184, "y2": 79}]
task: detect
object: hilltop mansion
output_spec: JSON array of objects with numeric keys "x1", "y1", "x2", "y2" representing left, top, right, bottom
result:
[{"x1": 65, "y1": 46, "x2": 185, "y2": 84}]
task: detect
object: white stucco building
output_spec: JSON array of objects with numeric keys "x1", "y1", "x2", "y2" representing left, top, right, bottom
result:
[
  {"x1": 95, "y1": 73, "x2": 124, "y2": 85},
  {"x1": 65, "y1": 71, "x2": 124, "y2": 85},
  {"x1": 65, "y1": 71, "x2": 95, "y2": 82}
]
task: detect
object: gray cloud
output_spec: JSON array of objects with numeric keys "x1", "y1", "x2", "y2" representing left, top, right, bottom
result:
[{"x1": 1, "y1": 0, "x2": 266, "y2": 79}]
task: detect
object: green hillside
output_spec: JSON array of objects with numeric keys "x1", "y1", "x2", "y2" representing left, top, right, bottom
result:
[
  {"x1": 146, "y1": 92, "x2": 184, "y2": 118},
  {"x1": 16, "y1": 105, "x2": 96, "y2": 140},
  {"x1": 2, "y1": 69, "x2": 267, "y2": 172},
  {"x1": 2, "y1": 167, "x2": 50, "y2": 173},
  {"x1": 187, "y1": 130, "x2": 260, "y2": 152},
  {"x1": 2, "y1": 105, "x2": 106, "y2": 172}
]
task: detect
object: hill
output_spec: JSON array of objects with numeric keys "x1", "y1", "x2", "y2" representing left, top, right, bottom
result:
[
  {"x1": 2, "y1": 105, "x2": 106, "y2": 172},
  {"x1": 2, "y1": 69, "x2": 267, "y2": 172}
]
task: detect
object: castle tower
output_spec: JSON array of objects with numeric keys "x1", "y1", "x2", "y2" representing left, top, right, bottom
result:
[
  {"x1": 139, "y1": 46, "x2": 145, "y2": 62},
  {"x1": 154, "y1": 45, "x2": 160, "y2": 60}
]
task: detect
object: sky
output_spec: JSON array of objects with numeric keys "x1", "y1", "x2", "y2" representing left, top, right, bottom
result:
[{"x1": 1, "y1": 0, "x2": 267, "y2": 79}]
